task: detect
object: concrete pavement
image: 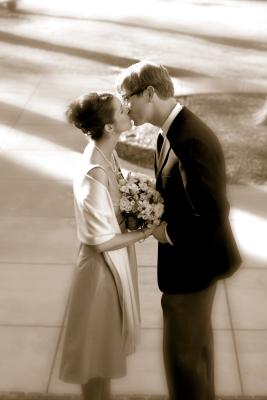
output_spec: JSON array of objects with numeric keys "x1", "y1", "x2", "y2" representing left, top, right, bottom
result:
[
  {"x1": 0, "y1": 1, "x2": 267, "y2": 399},
  {"x1": 1, "y1": 155, "x2": 267, "y2": 399}
]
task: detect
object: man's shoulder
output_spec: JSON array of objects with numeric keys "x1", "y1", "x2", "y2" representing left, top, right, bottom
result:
[
  {"x1": 167, "y1": 106, "x2": 198, "y2": 143},
  {"x1": 169, "y1": 106, "x2": 217, "y2": 143}
]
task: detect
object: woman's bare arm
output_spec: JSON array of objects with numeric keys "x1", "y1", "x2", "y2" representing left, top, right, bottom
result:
[{"x1": 95, "y1": 226, "x2": 154, "y2": 252}]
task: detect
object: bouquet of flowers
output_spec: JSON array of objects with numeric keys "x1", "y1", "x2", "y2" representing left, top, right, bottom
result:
[{"x1": 118, "y1": 172, "x2": 164, "y2": 230}]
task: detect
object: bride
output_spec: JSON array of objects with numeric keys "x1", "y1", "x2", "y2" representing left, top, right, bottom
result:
[{"x1": 59, "y1": 91, "x2": 154, "y2": 400}]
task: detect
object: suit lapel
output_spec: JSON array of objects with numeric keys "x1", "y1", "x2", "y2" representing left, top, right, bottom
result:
[
  {"x1": 156, "y1": 107, "x2": 186, "y2": 179},
  {"x1": 156, "y1": 135, "x2": 171, "y2": 179}
]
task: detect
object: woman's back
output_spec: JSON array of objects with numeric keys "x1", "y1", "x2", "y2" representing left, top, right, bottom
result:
[{"x1": 73, "y1": 143, "x2": 125, "y2": 245}]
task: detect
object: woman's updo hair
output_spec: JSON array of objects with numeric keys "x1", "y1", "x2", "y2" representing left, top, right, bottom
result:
[{"x1": 66, "y1": 92, "x2": 114, "y2": 140}]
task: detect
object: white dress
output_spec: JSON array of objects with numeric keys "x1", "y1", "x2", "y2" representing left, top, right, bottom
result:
[{"x1": 59, "y1": 144, "x2": 140, "y2": 383}]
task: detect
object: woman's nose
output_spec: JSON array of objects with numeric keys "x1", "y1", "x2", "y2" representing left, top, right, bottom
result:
[{"x1": 123, "y1": 103, "x2": 130, "y2": 114}]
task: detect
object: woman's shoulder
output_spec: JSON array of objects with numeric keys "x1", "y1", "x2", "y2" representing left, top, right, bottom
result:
[
  {"x1": 86, "y1": 166, "x2": 109, "y2": 189},
  {"x1": 73, "y1": 166, "x2": 110, "y2": 209},
  {"x1": 74, "y1": 161, "x2": 109, "y2": 192},
  {"x1": 79, "y1": 143, "x2": 108, "y2": 186}
]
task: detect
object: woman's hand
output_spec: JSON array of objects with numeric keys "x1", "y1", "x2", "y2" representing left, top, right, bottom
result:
[
  {"x1": 139, "y1": 225, "x2": 156, "y2": 242},
  {"x1": 95, "y1": 224, "x2": 156, "y2": 252}
]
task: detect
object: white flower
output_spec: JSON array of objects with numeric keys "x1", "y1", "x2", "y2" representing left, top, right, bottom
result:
[
  {"x1": 118, "y1": 178, "x2": 127, "y2": 186},
  {"x1": 129, "y1": 183, "x2": 139, "y2": 194},
  {"x1": 120, "y1": 197, "x2": 132, "y2": 211},
  {"x1": 119, "y1": 171, "x2": 164, "y2": 227},
  {"x1": 139, "y1": 182, "x2": 148, "y2": 191},
  {"x1": 120, "y1": 185, "x2": 130, "y2": 194}
]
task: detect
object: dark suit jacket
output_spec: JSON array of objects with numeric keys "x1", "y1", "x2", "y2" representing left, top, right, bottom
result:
[{"x1": 156, "y1": 106, "x2": 242, "y2": 294}]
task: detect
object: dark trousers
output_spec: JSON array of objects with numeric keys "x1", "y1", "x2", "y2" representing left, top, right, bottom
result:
[{"x1": 161, "y1": 282, "x2": 217, "y2": 400}]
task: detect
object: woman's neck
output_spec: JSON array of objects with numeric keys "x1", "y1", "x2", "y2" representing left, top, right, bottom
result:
[
  {"x1": 92, "y1": 138, "x2": 118, "y2": 174},
  {"x1": 93, "y1": 138, "x2": 115, "y2": 161}
]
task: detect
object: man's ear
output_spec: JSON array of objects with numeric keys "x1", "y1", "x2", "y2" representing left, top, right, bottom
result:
[{"x1": 146, "y1": 85, "x2": 155, "y2": 102}]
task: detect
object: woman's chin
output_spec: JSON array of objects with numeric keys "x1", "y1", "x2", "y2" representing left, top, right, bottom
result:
[{"x1": 132, "y1": 120, "x2": 143, "y2": 127}]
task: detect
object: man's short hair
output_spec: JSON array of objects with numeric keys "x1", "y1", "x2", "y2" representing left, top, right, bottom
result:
[{"x1": 116, "y1": 61, "x2": 174, "y2": 99}]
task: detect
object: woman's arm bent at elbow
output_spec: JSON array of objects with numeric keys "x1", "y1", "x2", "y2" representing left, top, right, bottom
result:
[
  {"x1": 86, "y1": 167, "x2": 154, "y2": 252},
  {"x1": 95, "y1": 227, "x2": 154, "y2": 253}
]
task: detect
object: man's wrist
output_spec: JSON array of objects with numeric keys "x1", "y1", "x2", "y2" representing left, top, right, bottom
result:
[{"x1": 164, "y1": 223, "x2": 174, "y2": 245}]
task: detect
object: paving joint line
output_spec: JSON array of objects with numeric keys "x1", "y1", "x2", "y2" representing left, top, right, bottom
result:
[{"x1": 223, "y1": 280, "x2": 244, "y2": 395}]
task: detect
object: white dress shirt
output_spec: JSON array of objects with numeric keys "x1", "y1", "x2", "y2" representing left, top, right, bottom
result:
[
  {"x1": 161, "y1": 102, "x2": 183, "y2": 137},
  {"x1": 159, "y1": 102, "x2": 183, "y2": 245}
]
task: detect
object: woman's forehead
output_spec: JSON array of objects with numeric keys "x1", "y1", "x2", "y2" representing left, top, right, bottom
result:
[{"x1": 112, "y1": 95, "x2": 123, "y2": 108}]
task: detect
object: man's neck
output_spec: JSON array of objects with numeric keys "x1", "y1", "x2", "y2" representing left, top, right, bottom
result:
[{"x1": 151, "y1": 98, "x2": 177, "y2": 127}]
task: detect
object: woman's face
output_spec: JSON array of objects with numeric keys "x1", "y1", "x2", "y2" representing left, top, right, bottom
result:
[{"x1": 110, "y1": 96, "x2": 132, "y2": 134}]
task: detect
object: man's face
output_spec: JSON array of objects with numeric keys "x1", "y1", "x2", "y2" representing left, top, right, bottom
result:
[{"x1": 120, "y1": 87, "x2": 150, "y2": 126}]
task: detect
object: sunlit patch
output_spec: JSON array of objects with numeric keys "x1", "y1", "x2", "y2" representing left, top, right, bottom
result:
[
  {"x1": 0, "y1": 124, "x2": 11, "y2": 149},
  {"x1": 3, "y1": 127, "x2": 69, "y2": 150},
  {"x1": 230, "y1": 208, "x2": 267, "y2": 263},
  {"x1": 1, "y1": 128, "x2": 81, "y2": 181},
  {"x1": 1, "y1": 149, "x2": 81, "y2": 181},
  {"x1": 256, "y1": 185, "x2": 267, "y2": 194}
]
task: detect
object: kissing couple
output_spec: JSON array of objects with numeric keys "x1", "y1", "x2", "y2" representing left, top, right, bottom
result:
[{"x1": 59, "y1": 61, "x2": 241, "y2": 400}]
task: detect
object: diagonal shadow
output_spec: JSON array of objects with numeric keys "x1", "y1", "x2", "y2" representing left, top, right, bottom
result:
[
  {"x1": 0, "y1": 151, "x2": 72, "y2": 184},
  {"x1": 5, "y1": 8, "x2": 267, "y2": 51},
  {"x1": 0, "y1": 31, "x2": 137, "y2": 67},
  {"x1": 0, "y1": 30, "x2": 136, "y2": 68},
  {"x1": 1, "y1": 56, "x2": 50, "y2": 75},
  {"x1": 0, "y1": 30, "x2": 208, "y2": 78},
  {"x1": 0, "y1": 101, "x2": 86, "y2": 153},
  {"x1": 0, "y1": 153, "x2": 76, "y2": 225},
  {"x1": 176, "y1": 30, "x2": 267, "y2": 52},
  {"x1": 12, "y1": 8, "x2": 92, "y2": 21},
  {"x1": 90, "y1": 18, "x2": 267, "y2": 52},
  {"x1": 1, "y1": 104, "x2": 267, "y2": 221}
]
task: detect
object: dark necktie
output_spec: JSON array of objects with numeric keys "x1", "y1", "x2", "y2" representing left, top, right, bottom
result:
[{"x1": 157, "y1": 132, "x2": 164, "y2": 154}]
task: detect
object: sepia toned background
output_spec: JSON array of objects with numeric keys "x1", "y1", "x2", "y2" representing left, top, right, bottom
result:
[{"x1": 0, "y1": 0, "x2": 267, "y2": 399}]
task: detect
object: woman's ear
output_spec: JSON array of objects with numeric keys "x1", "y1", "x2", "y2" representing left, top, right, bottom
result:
[
  {"x1": 103, "y1": 123, "x2": 114, "y2": 134},
  {"x1": 146, "y1": 86, "x2": 155, "y2": 102}
]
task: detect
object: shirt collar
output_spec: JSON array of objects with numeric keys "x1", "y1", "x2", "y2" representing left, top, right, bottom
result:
[{"x1": 161, "y1": 102, "x2": 183, "y2": 137}]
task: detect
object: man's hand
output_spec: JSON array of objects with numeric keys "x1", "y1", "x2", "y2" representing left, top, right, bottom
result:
[{"x1": 152, "y1": 222, "x2": 169, "y2": 243}]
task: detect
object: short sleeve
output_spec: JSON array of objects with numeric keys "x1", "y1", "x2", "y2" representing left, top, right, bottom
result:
[{"x1": 73, "y1": 172, "x2": 118, "y2": 245}]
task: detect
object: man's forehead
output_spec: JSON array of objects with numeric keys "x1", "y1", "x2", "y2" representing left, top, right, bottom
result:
[
  {"x1": 120, "y1": 89, "x2": 131, "y2": 98},
  {"x1": 119, "y1": 86, "x2": 129, "y2": 94}
]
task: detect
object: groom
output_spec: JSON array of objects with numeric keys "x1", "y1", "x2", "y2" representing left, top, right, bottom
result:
[{"x1": 116, "y1": 61, "x2": 241, "y2": 400}]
